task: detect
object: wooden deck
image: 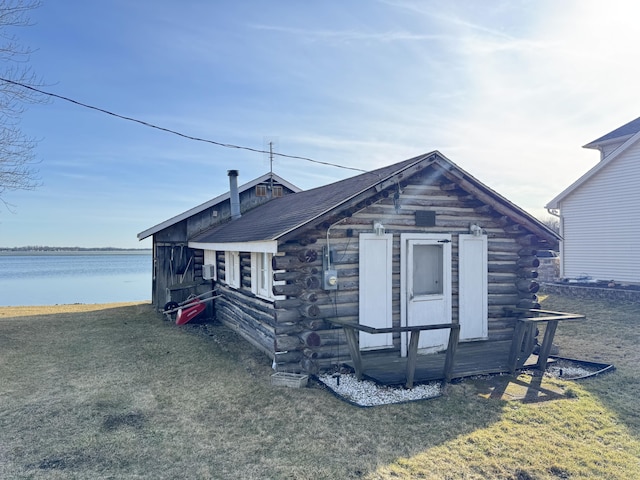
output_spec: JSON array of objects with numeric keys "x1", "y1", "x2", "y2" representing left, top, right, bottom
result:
[
  {"x1": 333, "y1": 309, "x2": 585, "y2": 387},
  {"x1": 344, "y1": 340, "x2": 538, "y2": 386}
]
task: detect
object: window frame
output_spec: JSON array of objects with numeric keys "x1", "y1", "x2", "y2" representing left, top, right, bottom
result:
[
  {"x1": 225, "y1": 251, "x2": 240, "y2": 288},
  {"x1": 251, "y1": 252, "x2": 285, "y2": 301},
  {"x1": 203, "y1": 250, "x2": 217, "y2": 281}
]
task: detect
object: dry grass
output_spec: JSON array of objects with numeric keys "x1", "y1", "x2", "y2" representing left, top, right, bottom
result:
[{"x1": 0, "y1": 296, "x2": 639, "y2": 479}]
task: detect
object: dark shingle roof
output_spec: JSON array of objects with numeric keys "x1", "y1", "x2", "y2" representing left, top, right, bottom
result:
[
  {"x1": 190, "y1": 150, "x2": 560, "y2": 246},
  {"x1": 190, "y1": 154, "x2": 429, "y2": 244},
  {"x1": 584, "y1": 116, "x2": 640, "y2": 148}
]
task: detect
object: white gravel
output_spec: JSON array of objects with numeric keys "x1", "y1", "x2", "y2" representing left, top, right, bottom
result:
[
  {"x1": 545, "y1": 360, "x2": 602, "y2": 379},
  {"x1": 317, "y1": 373, "x2": 441, "y2": 407}
]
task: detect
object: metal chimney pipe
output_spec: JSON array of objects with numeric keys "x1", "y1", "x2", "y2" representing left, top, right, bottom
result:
[{"x1": 228, "y1": 170, "x2": 241, "y2": 220}]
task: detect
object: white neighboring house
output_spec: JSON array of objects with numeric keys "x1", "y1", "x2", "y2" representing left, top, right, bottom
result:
[{"x1": 546, "y1": 117, "x2": 640, "y2": 284}]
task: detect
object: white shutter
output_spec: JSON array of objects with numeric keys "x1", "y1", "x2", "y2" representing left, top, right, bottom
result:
[
  {"x1": 458, "y1": 234, "x2": 488, "y2": 341},
  {"x1": 359, "y1": 233, "x2": 393, "y2": 350}
]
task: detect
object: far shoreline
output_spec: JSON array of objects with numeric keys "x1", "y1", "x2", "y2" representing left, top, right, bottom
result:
[
  {"x1": 0, "y1": 301, "x2": 152, "y2": 318},
  {"x1": 0, "y1": 249, "x2": 151, "y2": 256}
]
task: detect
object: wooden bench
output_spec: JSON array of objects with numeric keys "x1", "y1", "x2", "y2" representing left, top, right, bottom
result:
[
  {"x1": 508, "y1": 308, "x2": 585, "y2": 374},
  {"x1": 327, "y1": 319, "x2": 460, "y2": 388}
]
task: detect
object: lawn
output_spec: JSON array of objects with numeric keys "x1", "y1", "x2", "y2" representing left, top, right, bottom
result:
[{"x1": 0, "y1": 295, "x2": 638, "y2": 479}]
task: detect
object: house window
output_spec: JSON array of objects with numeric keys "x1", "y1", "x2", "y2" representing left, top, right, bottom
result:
[
  {"x1": 256, "y1": 184, "x2": 283, "y2": 198},
  {"x1": 251, "y1": 252, "x2": 285, "y2": 300},
  {"x1": 203, "y1": 250, "x2": 217, "y2": 280},
  {"x1": 225, "y1": 251, "x2": 240, "y2": 288},
  {"x1": 252, "y1": 252, "x2": 273, "y2": 298}
]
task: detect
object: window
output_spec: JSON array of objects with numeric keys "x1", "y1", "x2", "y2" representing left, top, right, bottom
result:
[
  {"x1": 251, "y1": 252, "x2": 272, "y2": 298},
  {"x1": 256, "y1": 184, "x2": 283, "y2": 198},
  {"x1": 413, "y1": 244, "x2": 443, "y2": 295},
  {"x1": 225, "y1": 251, "x2": 240, "y2": 288},
  {"x1": 251, "y1": 252, "x2": 285, "y2": 300},
  {"x1": 203, "y1": 250, "x2": 217, "y2": 280}
]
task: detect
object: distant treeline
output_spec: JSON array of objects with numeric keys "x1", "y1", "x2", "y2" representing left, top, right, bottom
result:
[{"x1": 1, "y1": 246, "x2": 151, "y2": 252}]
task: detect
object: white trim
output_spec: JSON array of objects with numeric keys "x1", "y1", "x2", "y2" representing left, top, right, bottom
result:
[
  {"x1": 251, "y1": 252, "x2": 271, "y2": 298},
  {"x1": 250, "y1": 252, "x2": 285, "y2": 301},
  {"x1": 400, "y1": 233, "x2": 452, "y2": 356},
  {"x1": 224, "y1": 251, "x2": 240, "y2": 288},
  {"x1": 203, "y1": 250, "x2": 217, "y2": 280},
  {"x1": 189, "y1": 240, "x2": 278, "y2": 254}
]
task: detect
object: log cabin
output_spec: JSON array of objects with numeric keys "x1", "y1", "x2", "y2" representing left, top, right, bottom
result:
[{"x1": 174, "y1": 151, "x2": 575, "y2": 385}]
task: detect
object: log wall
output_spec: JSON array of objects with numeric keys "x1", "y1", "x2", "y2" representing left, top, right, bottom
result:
[{"x1": 261, "y1": 165, "x2": 547, "y2": 374}]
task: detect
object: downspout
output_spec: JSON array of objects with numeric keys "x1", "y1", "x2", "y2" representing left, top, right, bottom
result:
[{"x1": 546, "y1": 208, "x2": 563, "y2": 279}]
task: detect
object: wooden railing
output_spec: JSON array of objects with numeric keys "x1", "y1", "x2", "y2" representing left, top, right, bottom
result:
[
  {"x1": 327, "y1": 319, "x2": 460, "y2": 388},
  {"x1": 508, "y1": 308, "x2": 586, "y2": 373}
]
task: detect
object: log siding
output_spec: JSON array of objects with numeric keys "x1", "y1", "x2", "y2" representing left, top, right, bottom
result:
[{"x1": 212, "y1": 163, "x2": 549, "y2": 374}]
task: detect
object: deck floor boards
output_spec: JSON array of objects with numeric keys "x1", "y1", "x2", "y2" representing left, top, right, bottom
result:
[{"x1": 347, "y1": 340, "x2": 537, "y2": 385}]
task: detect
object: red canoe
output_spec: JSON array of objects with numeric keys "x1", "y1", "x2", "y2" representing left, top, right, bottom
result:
[{"x1": 176, "y1": 301, "x2": 206, "y2": 325}]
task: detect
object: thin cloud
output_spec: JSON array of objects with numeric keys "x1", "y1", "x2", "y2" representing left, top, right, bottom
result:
[{"x1": 249, "y1": 24, "x2": 446, "y2": 44}]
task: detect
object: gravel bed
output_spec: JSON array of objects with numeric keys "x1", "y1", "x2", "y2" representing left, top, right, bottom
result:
[
  {"x1": 317, "y1": 373, "x2": 441, "y2": 407},
  {"x1": 544, "y1": 359, "x2": 605, "y2": 379}
]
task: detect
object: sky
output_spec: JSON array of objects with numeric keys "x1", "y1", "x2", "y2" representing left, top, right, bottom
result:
[{"x1": 1, "y1": 0, "x2": 639, "y2": 249}]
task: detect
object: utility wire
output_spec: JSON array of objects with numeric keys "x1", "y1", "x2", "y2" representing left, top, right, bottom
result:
[{"x1": 0, "y1": 77, "x2": 368, "y2": 173}]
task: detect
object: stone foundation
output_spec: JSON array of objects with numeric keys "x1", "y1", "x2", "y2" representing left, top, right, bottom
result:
[{"x1": 541, "y1": 282, "x2": 640, "y2": 303}]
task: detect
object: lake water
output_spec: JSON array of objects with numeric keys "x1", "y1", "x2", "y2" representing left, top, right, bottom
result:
[{"x1": 0, "y1": 251, "x2": 152, "y2": 306}]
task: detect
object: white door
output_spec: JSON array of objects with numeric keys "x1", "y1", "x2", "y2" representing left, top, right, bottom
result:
[
  {"x1": 359, "y1": 233, "x2": 393, "y2": 350},
  {"x1": 401, "y1": 234, "x2": 451, "y2": 354}
]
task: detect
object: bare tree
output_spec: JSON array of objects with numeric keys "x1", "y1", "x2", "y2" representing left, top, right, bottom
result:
[
  {"x1": 540, "y1": 214, "x2": 560, "y2": 234},
  {"x1": 0, "y1": 0, "x2": 45, "y2": 209}
]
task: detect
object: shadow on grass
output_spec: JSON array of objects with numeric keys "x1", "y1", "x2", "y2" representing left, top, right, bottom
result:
[
  {"x1": 0, "y1": 304, "x2": 507, "y2": 479},
  {"x1": 542, "y1": 294, "x2": 640, "y2": 438},
  {"x1": 3, "y1": 299, "x2": 639, "y2": 479}
]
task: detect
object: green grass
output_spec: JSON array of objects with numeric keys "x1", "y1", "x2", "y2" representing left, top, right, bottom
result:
[{"x1": 0, "y1": 296, "x2": 639, "y2": 479}]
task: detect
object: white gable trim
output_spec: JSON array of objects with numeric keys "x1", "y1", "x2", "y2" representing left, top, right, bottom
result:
[
  {"x1": 546, "y1": 130, "x2": 640, "y2": 209},
  {"x1": 189, "y1": 240, "x2": 278, "y2": 254}
]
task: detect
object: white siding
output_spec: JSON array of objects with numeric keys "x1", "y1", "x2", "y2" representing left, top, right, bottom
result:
[{"x1": 560, "y1": 143, "x2": 640, "y2": 283}]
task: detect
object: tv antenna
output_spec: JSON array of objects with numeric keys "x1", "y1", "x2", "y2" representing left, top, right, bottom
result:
[{"x1": 264, "y1": 137, "x2": 279, "y2": 195}]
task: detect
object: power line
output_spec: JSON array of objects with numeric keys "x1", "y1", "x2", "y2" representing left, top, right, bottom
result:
[{"x1": 0, "y1": 77, "x2": 368, "y2": 173}]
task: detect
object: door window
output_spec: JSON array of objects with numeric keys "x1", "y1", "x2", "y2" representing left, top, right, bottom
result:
[{"x1": 413, "y1": 244, "x2": 443, "y2": 295}]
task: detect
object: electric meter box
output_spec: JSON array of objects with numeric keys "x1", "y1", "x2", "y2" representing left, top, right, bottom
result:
[{"x1": 323, "y1": 269, "x2": 338, "y2": 290}]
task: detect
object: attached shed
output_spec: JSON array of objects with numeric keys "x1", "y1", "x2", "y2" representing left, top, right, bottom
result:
[
  {"x1": 546, "y1": 116, "x2": 640, "y2": 284},
  {"x1": 188, "y1": 152, "x2": 565, "y2": 382},
  {"x1": 137, "y1": 172, "x2": 300, "y2": 309}
]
